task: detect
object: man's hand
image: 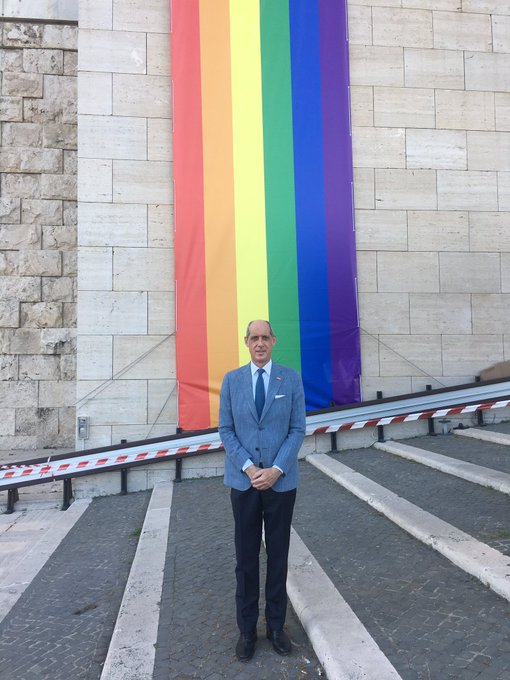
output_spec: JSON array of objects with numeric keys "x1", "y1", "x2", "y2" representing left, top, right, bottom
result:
[{"x1": 249, "y1": 467, "x2": 282, "y2": 490}]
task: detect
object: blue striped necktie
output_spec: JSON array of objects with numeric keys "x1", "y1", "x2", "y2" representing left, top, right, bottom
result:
[{"x1": 255, "y1": 368, "x2": 265, "y2": 419}]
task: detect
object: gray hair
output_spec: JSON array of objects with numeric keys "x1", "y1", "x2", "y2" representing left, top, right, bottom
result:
[{"x1": 245, "y1": 320, "x2": 275, "y2": 338}]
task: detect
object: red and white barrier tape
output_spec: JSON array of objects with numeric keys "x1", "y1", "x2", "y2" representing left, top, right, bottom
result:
[{"x1": 2, "y1": 398, "x2": 509, "y2": 488}]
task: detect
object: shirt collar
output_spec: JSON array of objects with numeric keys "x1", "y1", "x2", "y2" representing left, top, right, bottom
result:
[{"x1": 250, "y1": 360, "x2": 272, "y2": 377}]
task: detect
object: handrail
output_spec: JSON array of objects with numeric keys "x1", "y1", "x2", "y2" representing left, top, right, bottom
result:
[{"x1": 2, "y1": 377, "x2": 510, "y2": 497}]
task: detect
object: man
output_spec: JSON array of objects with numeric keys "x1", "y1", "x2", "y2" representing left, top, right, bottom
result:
[{"x1": 219, "y1": 320, "x2": 306, "y2": 662}]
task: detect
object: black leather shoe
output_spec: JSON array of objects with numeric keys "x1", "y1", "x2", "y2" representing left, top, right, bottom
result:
[
  {"x1": 266, "y1": 627, "x2": 292, "y2": 655},
  {"x1": 235, "y1": 631, "x2": 257, "y2": 661}
]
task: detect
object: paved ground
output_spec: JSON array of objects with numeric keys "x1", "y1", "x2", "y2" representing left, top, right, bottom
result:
[
  {"x1": 0, "y1": 492, "x2": 149, "y2": 680},
  {"x1": 154, "y1": 477, "x2": 324, "y2": 680}
]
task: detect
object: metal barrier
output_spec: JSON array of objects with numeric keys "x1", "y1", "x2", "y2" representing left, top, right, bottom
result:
[{"x1": 2, "y1": 377, "x2": 510, "y2": 512}]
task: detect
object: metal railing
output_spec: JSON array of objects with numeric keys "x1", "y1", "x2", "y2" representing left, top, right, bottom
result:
[{"x1": 2, "y1": 376, "x2": 510, "y2": 513}]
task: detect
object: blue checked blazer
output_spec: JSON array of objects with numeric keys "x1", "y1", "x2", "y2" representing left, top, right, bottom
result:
[{"x1": 219, "y1": 362, "x2": 306, "y2": 492}]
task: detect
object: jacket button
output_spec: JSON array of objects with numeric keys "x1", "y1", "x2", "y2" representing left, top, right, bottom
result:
[{"x1": 255, "y1": 447, "x2": 259, "y2": 451}]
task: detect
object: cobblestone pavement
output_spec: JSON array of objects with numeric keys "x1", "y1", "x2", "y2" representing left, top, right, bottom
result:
[
  {"x1": 0, "y1": 492, "x2": 149, "y2": 680},
  {"x1": 154, "y1": 477, "x2": 325, "y2": 680},
  {"x1": 293, "y1": 463, "x2": 510, "y2": 680},
  {"x1": 333, "y1": 444, "x2": 510, "y2": 555}
]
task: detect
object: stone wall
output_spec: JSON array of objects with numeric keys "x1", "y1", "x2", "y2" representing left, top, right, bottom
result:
[{"x1": 0, "y1": 19, "x2": 77, "y2": 448}]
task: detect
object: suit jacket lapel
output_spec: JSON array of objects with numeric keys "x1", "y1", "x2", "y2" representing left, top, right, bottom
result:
[
  {"x1": 242, "y1": 364, "x2": 258, "y2": 422},
  {"x1": 260, "y1": 365, "x2": 283, "y2": 421}
]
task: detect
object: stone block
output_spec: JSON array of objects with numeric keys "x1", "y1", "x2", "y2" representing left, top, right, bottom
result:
[
  {"x1": 78, "y1": 114, "x2": 147, "y2": 160},
  {"x1": 64, "y1": 150, "x2": 77, "y2": 175},
  {"x1": 113, "y1": 74, "x2": 170, "y2": 118},
  {"x1": 437, "y1": 170, "x2": 497, "y2": 211},
  {"x1": 42, "y1": 225, "x2": 76, "y2": 250},
  {"x1": 493, "y1": 15, "x2": 510, "y2": 52},
  {"x1": 442, "y1": 335, "x2": 504, "y2": 377},
  {"x1": 77, "y1": 291, "x2": 147, "y2": 335},
  {"x1": 353, "y1": 168, "x2": 374, "y2": 209},
  {"x1": 20, "y1": 301, "x2": 62, "y2": 328},
  {"x1": 63, "y1": 301, "x2": 76, "y2": 327},
  {"x1": 64, "y1": 51, "x2": 77, "y2": 76},
  {"x1": 361, "y1": 377, "x2": 413, "y2": 401},
  {"x1": 0, "y1": 147, "x2": 62, "y2": 173},
  {"x1": 41, "y1": 25, "x2": 77, "y2": 50},
  {"x1": 0, "y1": 328, "x2": 37, "y2": 354},
  {"x1": 410, "y1": 293, "x2": 471, "y2": 334},
  {"x1": 472, "y1": 295, "x2": 510, "y2": 334},
  {"x1": 147, "y1": 32, "x2": 171, "y2": 76},
  {"x1": 348, "y1": 46, "x2": 404, "y2": 87},
  {"x1": 78, "y1": 202, "x2": 147, "y2": 247},
  {"x1": 373, "y1": 86, "x2": 434, "y2": 128},
  {"x1": 496, "y1": 94, "x2": 510, "y2": 131},
  {"x1": 0, "y1": 197, "x2": 21, "y2": 224},
  {"x1": 0, "y1": 354, "x2": 18, "y2": 381},
  {"x1": 19, "y1": 354, "x2": 60, "y2": 380},
  {"x1": 375, "y1": 169, "x2": 437, "y2": 210},
  {"x1": 77, "y1": 158, "x2": 112, "y2": 202},
  {"x1": 0, "y1": 300, "x2": 19, "y2": 327},
  {"x1": 76, "y1": 335, "x2": 113, "y2": 380},
  {"x1": 78, "y1": 247, "x2": 112, "y2": 291},
  {"x1": 38, "y1": 380, "x2": 75, "y2": 408},
  {"x1": 350, "y1": 86, "x2": 374, "y2": 127},
  {"x1": 113, "y1": 247, "x2": 173, "y2": 292},
  {"x1": 408, "y1": 211, "x2": 469, "y2": 251},
  {"x1": 23, "y1": 48, "x2": 63, "y2": 74},
  {"x1": 0, "y1": 251, "x2": 17, "y2": 275},
  {"x1": 2, "y1": 71, "x2": 43, "y2": 97},
  {"x1": 78, "y1": 29, "x2": 146, "y2": 74},
  {"x1": 0, "y1": 380, "x2": 38, "y2": 408},
  {"x1": 360, "y1": 331, "x2": 379, "y2": 376},
  {"x1": 373, "y1": 7, "x2": 432, "y2": 47},
  {"x1": 148, "y1": 118, "x2": 172, "y2": 162},
  {"x1": 148, "y1": 204, "x2": 173, "y2": 248},
  {"x1": 21, "y1": 199, "x2": 62, "y2": 225},
  {"x1": 26, "y1": 74, "x2": 76, "y2": 125},
  {"x1": 459, "y1": 0, "x2": 510, "y2": 12},
  {"x1": 2, "y1": 122, "x2": 43, "y2": 146},
  {"x1": 436, "y1": 90, "x2": 493, "y2": 131},
  {"x1": 40, "y1": 173, "x2": 76, "y2": 201},
  {"x1": 62, "y1": 251, "x2": 77, "y2": 276},
  {"x1": 148, "y1": 292, "x2": 174, "y2": 335},
  {"x1": 63, "y1": 201, "x2": 77, "y2": 225},
  {"x1": 40, "y1": 328, "x2": 76, "y2": 354},
  {"x1": 355, "y1": 209, "x2": 407, "y2": 251},
  {"x1": 470, "y1": 212, "x2": 510, "y2": 252},
  {"x1": 42, "y1": 276, "x2": 75, "y2": 302},
  {"x1": 406, "y1": 129, "x2": 466, "y2": 170},
  {"x1": 113, "y1": 0, "x2": 170, "y2": 31},
  {"x1": 499, "y1": 172, "x2": 510, "y2": 211},
  {"x1": 377, "y1": 252, "x2": 439, "y2": 292},
  {"x1": 78, "y1": 72, "x2": 112, "y2": 116},
  {"x1": 0, "y1": 434, "x2": 38, "y2": 450},
  {"x1": 468, "y1": 132, "x2": 510, "y2": 172},
  {"x1": 113, "y1": 335, "x2": 175, "y2": 380},
  {"x1": 79, "y1": 0, "x2": 113, "y2": 30},
  {"x1": 43, "y1": 123, "x2": 77, "y2": 149},
  {"x1": 433, "y1": 11, "x2": 492, "y2": 51},
  {"x1": 76, "y1": 379, "x2": 147, "y2": 425},
  {"x1": 3, "y1": 1, "x2": 78, "y2": 22},
  {"x1": 1, "y1": 172, "x2": 40, "y2": 198},
  {"x1": 440, "y1": 253, "x2": 501, "y2": 293},
  {"x1": 379, "y1": 334, "x2": 442, "y2": 377},
  {"x1": 19, "y1": 250, "x2": 61, "y2": 276},
  {"x1": 0, "y1": 224, "x2": 41, "y2": 249},
  {"x1": 60, "y1": 354, "x2": 76, "y2": 380},
  {"x1": 404, "y1": 48, "x2": 464, "y2": 89},
  {"x1": 358, "y1": 292, "x2": 410, "y2": 334},
  {"x1": 0, "y1": 276, "x2": 40, "y2": 302},
  {"x1": 352, "y1": 126, "x2": 405, "y2": 168},
  {"x1": 0, "y1": 410, "x2": 15, "y2": 436},
  {"x1": 113, "y1": 160, "x2": 172, "y2": 204},
  {"x1": 465, "y1": 53, "x2": 510, "y2": 92},
  {"x1": 355, "y1": 251, "x2": 377, "y2": 293},
  {"x1": 2, "y1": 22, "x2": 43, "y2": 48},
  {"x1": 0, "y1": 96, "x2": 22, "y2": 122},
  {"x1": 0, "y1": 48, "x2": 23, "y2": 71},
  {"x1": 148, "y1": 380, "x2": 177, "y2": 430},
  {"x1": 347, "y1": 5, "x2": 373, "y2": 44},
  {"x1": 14, "y1": 407, "x2": 59, "y2": 441}
]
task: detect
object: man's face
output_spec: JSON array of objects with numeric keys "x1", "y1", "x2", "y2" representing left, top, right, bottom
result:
[{"x1": 245, "y1": 320, "x2": 276, "y2": 368}]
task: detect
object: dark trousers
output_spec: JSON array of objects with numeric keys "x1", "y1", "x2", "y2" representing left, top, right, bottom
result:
[{"x1": 230, "y1": 486, "x2": 296, "y2": 633}]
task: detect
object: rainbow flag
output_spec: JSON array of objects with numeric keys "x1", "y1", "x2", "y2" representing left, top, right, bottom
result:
[{"x1": 171, "y1": 0, "x2": 361, "y2": 430}]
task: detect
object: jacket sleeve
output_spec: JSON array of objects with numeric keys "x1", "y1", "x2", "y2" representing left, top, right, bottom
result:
[
  {"x1": 272, "y1": 371, "x2": 306, "y2": 474},
  {"x1": 218, "y1": 372, "x2": 253, "y2": 472}
]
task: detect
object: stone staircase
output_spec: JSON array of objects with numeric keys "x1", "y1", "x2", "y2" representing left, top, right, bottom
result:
[{"x1": 1, "y1": 425, "x2": 509, "y2": 680}]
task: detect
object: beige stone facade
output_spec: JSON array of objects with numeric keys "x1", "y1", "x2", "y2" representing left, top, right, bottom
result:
[{"x1": 1, "y1": 0, "x2": 510, "y2": 452}]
